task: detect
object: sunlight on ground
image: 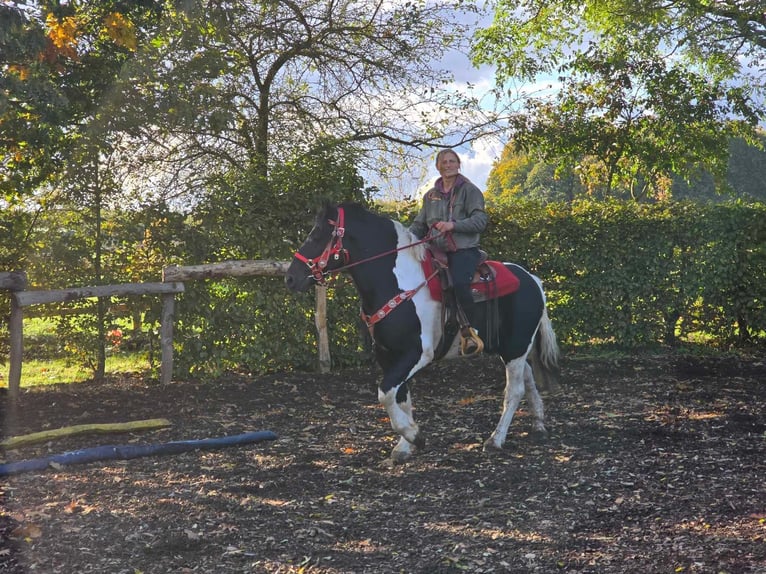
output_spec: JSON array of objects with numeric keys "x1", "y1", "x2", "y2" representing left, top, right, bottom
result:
[
  {"x1": 685, "y1": 411, "x2": 724, "y2": 421},
  {"x1": 425, "y1": 520, "x2": 552, "y2": 543},
  {"x1": 644, "y1": 406, "x2": 726, "y2": 423},
  {"x1": 2, "y1": 355, "x2": 151, "y2": 389}
]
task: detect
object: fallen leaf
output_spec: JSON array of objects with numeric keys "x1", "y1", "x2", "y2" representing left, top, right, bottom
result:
[{"x1": 11, "y1": 523, "x2": 42, "y2": 540}]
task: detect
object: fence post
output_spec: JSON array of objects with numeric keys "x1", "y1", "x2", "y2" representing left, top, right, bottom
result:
[
  {"x1": 160, "y1": 292, "x2": 175, "y2": 384},
  {"x1": 8, "y1": 295, "x2": 23, "y2": 398},
  {"x1": 2, "y1": 271, "x2": 27, "y2": 399},
  {"x1": 162, "y1": 260, "x2": 332, "y2": 373},
  {"x1": 315, "y1": 285, "x2": 331, "y2": 373}
]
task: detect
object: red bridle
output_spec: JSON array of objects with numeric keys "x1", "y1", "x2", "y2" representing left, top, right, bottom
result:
[
  {"x1": 293, "y1": 207, "x2": 349, "y2": 286},
  {"x1": 293, "y1": 205, "x2": 438, "y2": 290}
]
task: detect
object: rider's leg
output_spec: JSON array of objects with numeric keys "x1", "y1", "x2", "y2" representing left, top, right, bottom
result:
[{"x1": 448, "y1": 248, "x2": 483, "y2": 354}]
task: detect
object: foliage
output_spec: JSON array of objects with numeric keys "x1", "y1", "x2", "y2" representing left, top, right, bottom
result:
[
  {"x1": 172, "y1": 142, "x2": 373, "y2": 378},
  {"x1": 15, "y1": 201, "x2": 186, "y2": 375},
  {"x1": 481, "y1": 199, "x2": 766, "y2": 350},
  {"x1": 110, "y1": 0, "x2": 477, "y2": 196},
  {"x1": 473, "y1": 0, "x2": 766, "y2": 87},
  {"x1": 472, "y1": 0, "x2": 764, "y2": 200},
  {"x1": 1, "y1": 1, "x2": 165, "y2": 380},
  {"x1": 177, "y1": 195, "x2": 765, "y2": 377},
  {"x1": 1, "y1": 1, "x2": 161, "y2": 205},
  {"x1": 486, "y1": 147, "x2": 583, "y2": 203},
  {"x1": 1, "y1": 0, "x2": 482, "y2": 380},
  {"x1": 488, "y1": 132, "x2": 766, "y2": 204}
]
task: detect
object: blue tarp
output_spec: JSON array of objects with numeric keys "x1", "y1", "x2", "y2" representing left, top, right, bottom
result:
[{"x1": 0, "y1": 430, "x2": 278, "y2": 476}]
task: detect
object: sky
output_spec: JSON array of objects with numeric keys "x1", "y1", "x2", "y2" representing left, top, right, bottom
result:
[
  {"x1": 381, "y1": 8, "x2": 555, "y2": 200},
  {"x1": 409, "y1": 22, "x2": 502, "y2": 197},
  {"x1": 430, "y1": 42, "x2": 502, "y2": 192}
]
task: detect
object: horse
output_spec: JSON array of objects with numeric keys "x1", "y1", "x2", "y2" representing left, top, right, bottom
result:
[{"x1": 285, "y1": 202, "x2": 559, "y2": 463}]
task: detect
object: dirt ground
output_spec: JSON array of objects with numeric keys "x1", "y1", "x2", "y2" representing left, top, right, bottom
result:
[{"x1": 1, "y1": 352, "x2": 764, "y2": 574}]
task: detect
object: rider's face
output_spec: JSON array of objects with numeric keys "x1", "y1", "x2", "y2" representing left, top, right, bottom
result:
[{"x1": 437, "y1": 153, "x2": 460, "y2": 178}]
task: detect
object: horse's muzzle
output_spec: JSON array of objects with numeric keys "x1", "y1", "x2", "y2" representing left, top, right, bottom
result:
[{"x1": 284, "y1": 263, "x2": 313, "y2": 293}]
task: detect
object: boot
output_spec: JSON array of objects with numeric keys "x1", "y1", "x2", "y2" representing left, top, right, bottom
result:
[{"x1": 460, "y1": 326, "x2": 484, "y2": 356}]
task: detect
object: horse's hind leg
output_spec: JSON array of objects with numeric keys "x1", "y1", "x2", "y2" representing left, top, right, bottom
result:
[
  {"x1": 484, "y1": 357, "x2": 526, "y2": 452},
  {"x1": 523, "y1": 362, "x2": 548, "y2": 440}
]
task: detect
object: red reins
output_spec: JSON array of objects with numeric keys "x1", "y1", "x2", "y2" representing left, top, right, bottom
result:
[{"x1": 292, "y1": 206, "x2": 444, "y2": 330}]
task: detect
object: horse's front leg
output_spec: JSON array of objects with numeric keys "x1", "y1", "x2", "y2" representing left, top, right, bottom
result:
[{"x1": 379, "y1": 379, "x2": 424, "y2": 463}]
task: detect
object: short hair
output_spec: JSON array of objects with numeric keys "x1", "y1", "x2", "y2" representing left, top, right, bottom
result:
[{"x1": 435, "y1": 149, "x2": 461, "y2": 168}]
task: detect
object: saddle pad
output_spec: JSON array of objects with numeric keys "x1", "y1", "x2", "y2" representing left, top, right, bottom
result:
[{"x1": 423, "y1": 258, "x2": 520, "y2": 302}]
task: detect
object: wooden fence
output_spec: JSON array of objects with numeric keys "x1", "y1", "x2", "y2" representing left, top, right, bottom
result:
[
  {"x1": 161, "y1": 261, "x2": 331, "y2": 373},
  {"x1": 2, "y1": 261, "x2": 329, "y2": 398},
  {"x1": 2, "y1": 271, "x2": 184, "y2": 398}
]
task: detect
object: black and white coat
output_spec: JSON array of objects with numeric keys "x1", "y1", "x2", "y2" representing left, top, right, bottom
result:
[{"x1": 286, "y1": 203, "x2": 559, "y2": 463}]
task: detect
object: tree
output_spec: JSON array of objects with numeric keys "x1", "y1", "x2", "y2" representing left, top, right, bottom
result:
[
  {"x1": 472, "y1": 0, "x2": 765, "y2": 199},
  {"x1": 1, "y1": 1, "x2": 164, "y2": 379},
  {"x1": 109, "y1": 0, "x2": 485, "y2": 203},
  {"x1": 488, "y1": 131, "x2": 766, "y2": 203}
]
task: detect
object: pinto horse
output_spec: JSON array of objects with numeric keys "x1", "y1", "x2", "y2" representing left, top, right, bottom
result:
[{"x1": 285, "y1": 202, "x2": 559, "y2": 463}]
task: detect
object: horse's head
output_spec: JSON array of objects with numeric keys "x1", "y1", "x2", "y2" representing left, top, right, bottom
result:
[{"x1": 285, "y1": 203, "x2": 349, "y2": 292}]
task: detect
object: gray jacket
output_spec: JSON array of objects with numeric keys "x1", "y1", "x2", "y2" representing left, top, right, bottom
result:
[{"x1": 409, "y1": 176, "x2": 488, "y2": 251}]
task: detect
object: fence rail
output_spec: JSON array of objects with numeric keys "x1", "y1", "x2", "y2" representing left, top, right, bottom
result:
[
  {"x1": 2, "y1": 261, "x2": 329, "y2": 398},
  {"x1": 2, "y1": 272, "x2": 184, "y2": 397},
  {"x1": 162, "y1": 260, "x2": 331, "y2": 374}
]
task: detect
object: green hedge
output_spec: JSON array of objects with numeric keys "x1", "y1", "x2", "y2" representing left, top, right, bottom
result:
[
  {"x1": 483, "y1": 199, "x2": 766, "y2": 349},
  {"x1": 173, "y1": 200, "x2": 765, "y2": 377}
]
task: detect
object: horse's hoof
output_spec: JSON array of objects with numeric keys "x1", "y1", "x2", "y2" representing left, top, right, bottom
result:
[
  {"x1": 482, "y1": 438, "x2": 503, "y2": 453},
  {"x1": 389, "y1": 450, "x2": 411, "y2": 465},
  {"x1": 531, "y1": 428, "x2": 549, "y2": 442}
]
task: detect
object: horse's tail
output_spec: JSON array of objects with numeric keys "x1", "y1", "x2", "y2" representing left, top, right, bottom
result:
[{"x1": 530, "y1": 307, "x2": 560, "y2": 392}]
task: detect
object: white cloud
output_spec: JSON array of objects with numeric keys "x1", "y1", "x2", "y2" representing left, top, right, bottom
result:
[{"x1": 417, "y1": 139, "x2": 502, "y2": 192}]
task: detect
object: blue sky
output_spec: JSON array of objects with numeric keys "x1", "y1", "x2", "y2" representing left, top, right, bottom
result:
[{"x1": 380, "y1": 9, "x2": 559, "y2": 199}]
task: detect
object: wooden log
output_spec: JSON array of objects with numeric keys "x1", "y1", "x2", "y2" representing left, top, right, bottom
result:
[
  {"x1": 163, "y1": 260, "x2": 290, "y2": 282},
  {"x1": 160, "y1": 292, "x2": 175, "y2": 384},
  {"x1": 0, "y1": 271, "x2": 27, "y2": 292},
  {"x1": 1, "y1": 418, "x2": 173, "y2": 449},
  {"x1": 13, "y1": 282, "x2": 185, "y2": 308}
]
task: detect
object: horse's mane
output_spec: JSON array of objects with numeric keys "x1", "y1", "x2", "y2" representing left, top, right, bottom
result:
[
  {"x1": 336, "y1": 202, "x2": 426, "y2": 262},
  {"x1": 394, "y1": 220, "x2": 426, "y2": 262}
]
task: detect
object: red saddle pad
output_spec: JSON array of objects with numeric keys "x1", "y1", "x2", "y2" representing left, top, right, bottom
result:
[{"x1": 422, "y1": 257, "x2": 520, "y2": 302}]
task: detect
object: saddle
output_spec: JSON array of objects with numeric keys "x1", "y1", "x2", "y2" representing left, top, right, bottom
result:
[
  {"x1": 422, "y1": 245, "x2": 521, "y2": 359},
  {"x1": 421, "y1": 246, "x2": 520, "y2": 303}
]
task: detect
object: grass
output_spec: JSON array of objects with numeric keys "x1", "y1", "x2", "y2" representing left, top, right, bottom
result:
[
  {"x1": 2, "y1": 317, "x2": 154, "y2": 389},
  {"x1": 2, "y1": 354, "x2": 152, "y2": 389}
]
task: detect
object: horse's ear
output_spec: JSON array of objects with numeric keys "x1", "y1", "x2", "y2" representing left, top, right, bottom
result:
[{"x1": 317, "y1": 200, "x2": 338, "y2": 222}]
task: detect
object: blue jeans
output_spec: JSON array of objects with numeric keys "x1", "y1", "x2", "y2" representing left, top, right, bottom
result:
[{"x1": 447, "y1": 247, "x2": 481, "y2": 326}]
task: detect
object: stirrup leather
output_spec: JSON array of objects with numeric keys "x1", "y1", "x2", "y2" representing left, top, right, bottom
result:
[{"x1": 460, "y1": 328, "x2": 484, "y2": 355}]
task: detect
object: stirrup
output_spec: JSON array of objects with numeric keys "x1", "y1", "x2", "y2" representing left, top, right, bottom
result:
[{"x1": 460, "y1": 328, "x2": 484, "y2": 356}]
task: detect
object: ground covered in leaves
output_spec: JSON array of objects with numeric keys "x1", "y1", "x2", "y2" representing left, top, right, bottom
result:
[{"x1": 1, "y1": 353, "x2": 765, "y2": 573}]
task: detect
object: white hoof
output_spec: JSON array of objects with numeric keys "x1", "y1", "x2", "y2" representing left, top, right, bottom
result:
[{"x1": 482, "y1": 437, "x2": 503, "y2": 453}]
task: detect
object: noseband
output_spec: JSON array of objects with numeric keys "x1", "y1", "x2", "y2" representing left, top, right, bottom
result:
[{"x1": 293, "y1": 207, "x2": 349, "y2": 285}]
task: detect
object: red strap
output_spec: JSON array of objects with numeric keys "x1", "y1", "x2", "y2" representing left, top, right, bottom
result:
[
  {"x1": 361, "y1": 289, "x2": 418, "y2": 328},
  {"x1": 360, "y1": 269, "x2": 439, "y2": 328}
]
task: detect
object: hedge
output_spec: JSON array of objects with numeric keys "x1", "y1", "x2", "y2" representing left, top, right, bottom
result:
[
  {"x1": 174, "y1": 200, "x2": 765, "y2": 377},
  {"x1": 483, "y1": 199, "x2": 766, "y2": 349}
]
